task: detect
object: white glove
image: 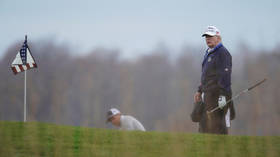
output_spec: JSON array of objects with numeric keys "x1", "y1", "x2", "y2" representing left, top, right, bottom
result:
[{"x1": 218, "y1": 95, "x2": 227, "y2": 109}]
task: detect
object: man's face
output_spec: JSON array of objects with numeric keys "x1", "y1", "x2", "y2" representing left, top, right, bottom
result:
[
  {"x1": 109, "y1": 114, "x2": 121, "y2": 126},
  {"x1": 205, "y1": 35, "x2": 219, "y2": 48}
]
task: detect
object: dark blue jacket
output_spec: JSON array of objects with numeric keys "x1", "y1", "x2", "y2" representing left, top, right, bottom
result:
[{"x1": 198, "y1": 43, "x2": 232, "y2": 95}]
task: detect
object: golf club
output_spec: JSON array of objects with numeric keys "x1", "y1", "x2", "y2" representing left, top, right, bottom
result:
[{"x1": 207, "y1": 78, "x2": 267, "y2": 114}]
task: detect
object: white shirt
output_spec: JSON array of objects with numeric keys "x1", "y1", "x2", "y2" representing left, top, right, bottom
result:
[{"x1": 120, "y1": 115, "x2": 146, "y2": 131}]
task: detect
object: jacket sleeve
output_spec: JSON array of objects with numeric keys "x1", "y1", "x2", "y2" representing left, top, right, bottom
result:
[
  {"x1": 197, "y1": 84, "x2": 202, "y2": 93},
  {"x1": 216, "y1": 50, "x2": 232, "y2": 95}
]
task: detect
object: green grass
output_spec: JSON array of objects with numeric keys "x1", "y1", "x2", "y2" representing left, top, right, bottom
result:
[{"x1": 0, "y1": 121, "x2": 279, "y2": 157}]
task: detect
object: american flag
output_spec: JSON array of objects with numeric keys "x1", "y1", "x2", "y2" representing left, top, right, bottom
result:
[{"x1": 11, "y1": 36, "x2": 37, "y2": 75}]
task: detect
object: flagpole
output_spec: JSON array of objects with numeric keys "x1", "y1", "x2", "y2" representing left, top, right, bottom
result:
[
  {"x1": 11, "y1": 35, "x2": 37, "y2": 122},
  {"x1": 24, "y1": 35, "x2": 27, "y2": 122},
  {"x1": 24, "y1": 70, "x2": 27, "y2": 122}
]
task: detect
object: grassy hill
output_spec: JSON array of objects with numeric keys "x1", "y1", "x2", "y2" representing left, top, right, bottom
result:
[{"x1": 0, "y1": 121, "x2": 279, "y2": 157}]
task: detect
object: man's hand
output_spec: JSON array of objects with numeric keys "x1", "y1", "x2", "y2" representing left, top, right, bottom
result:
[
  {"x1": 218, "y1": 96, "x2": 227, "y2": 109},
  {"x1": 194, "y1": 92, "x2": 202, "y2": 103}
]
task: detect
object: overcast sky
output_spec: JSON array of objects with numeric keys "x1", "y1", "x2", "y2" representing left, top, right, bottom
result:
[{"x1": 1, "y1": 0, "x2": 280, "y2": 58}]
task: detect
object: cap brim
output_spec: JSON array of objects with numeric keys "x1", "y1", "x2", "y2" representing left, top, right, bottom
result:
[{"x1": 202, "y1": 33, "x2": 215, "y2": 37}]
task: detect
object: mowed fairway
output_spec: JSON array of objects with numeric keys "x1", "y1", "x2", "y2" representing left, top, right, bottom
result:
[{"x1": 0, "y1": 121, "x2": 279, "y2": 157}]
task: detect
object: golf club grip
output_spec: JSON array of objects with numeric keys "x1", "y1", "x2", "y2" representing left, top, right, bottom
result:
[{"x1": 248, "y1": 79, "x2": 266, "y2": 91}]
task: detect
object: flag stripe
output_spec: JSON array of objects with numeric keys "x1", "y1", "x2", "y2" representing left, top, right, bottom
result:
[
  {"x1": 15, "y1": 66, "x2": 21, "y2": 73},
  {"x1": 23, "y1": 65, "x2": 27, "y2": 71},
  {"x1": 19, "y1": 65, "x2": 24, "y2": 71},
  {"x1": 11, "y1": 67, "x2": 18, "y2": 74},
  {"x1": 11, "y1": 65, "x2": 38, "y2": 75}
]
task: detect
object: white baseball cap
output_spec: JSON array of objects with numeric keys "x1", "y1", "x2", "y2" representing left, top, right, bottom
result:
[
  {"x1": 106, "y1": 108, "x2": 121, "y2": 122},
  {"x1": 202, "y1": 26, "x2": 221, "y2": 37}
]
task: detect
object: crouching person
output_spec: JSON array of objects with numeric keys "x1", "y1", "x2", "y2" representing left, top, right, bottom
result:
[{"x1": 106, "y1": 108, "x2": 146, "y2": 131}]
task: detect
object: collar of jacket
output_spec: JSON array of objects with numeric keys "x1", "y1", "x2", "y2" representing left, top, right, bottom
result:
[{"x1": 204, "y1": 42, "x2": 223, "y2": 60}]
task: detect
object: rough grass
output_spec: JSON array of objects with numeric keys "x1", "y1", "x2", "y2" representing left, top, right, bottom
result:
[{"x1": 0, "y1": 121, "x2": 279, "y2": 157}]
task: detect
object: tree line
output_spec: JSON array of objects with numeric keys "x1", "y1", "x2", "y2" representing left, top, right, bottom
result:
[{"x1": 0, "y1": 39, "x2": 279, "y2": 135}]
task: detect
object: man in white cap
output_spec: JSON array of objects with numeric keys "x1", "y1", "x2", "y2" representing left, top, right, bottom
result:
[
  {"x1": 191, "y1": 26, "x2": 235, "y2": 134},
  {"x1": 106, "y1": 108, "x2": 146, "y2": 131}
]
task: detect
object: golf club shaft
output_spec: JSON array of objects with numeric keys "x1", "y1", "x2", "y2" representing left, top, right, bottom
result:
[
  {"x1": 208, "y1": 89, "x2": 247, "y2": 113},
  {"x1": 208, "y1": 79, "x2": 266, "y2": 113}
]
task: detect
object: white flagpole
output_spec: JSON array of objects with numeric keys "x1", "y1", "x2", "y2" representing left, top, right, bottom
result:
[{"x1": 24, "y1": 70, "x2": 27, "y2": 122}]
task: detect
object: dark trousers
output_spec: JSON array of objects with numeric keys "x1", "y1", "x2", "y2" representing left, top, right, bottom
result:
[
  {"x1": 191, "y1": 89, "x2": 234, "y2": 134},
  {"x1": 198, "y1": 91, "x2": 228, "y2": 134}
]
